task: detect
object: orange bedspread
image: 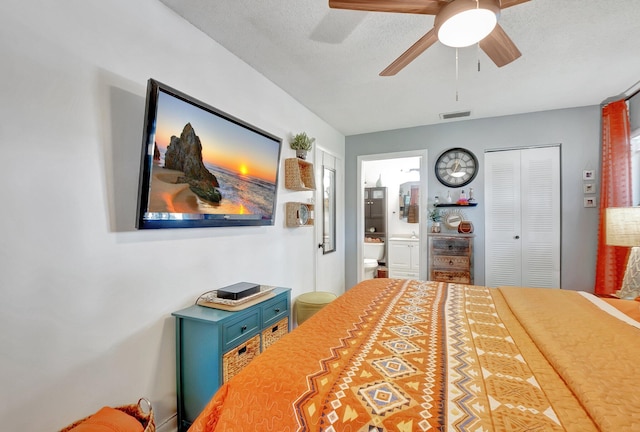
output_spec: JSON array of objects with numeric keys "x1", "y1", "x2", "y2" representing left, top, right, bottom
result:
[{"x1": 189, "y1": 279, "x2": 640, "y2": 431}]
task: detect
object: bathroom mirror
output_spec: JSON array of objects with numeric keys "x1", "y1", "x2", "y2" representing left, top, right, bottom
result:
[
  {"x1": 398, "y1": 181, "x2": 419, "y2": 223},
  {"x1": 322, "y1": 166, "x2": 336, "y2": 254}
]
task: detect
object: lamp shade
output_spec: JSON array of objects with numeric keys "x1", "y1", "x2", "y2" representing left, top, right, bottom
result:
[
  {"x1": 435, "y1": 0, "x2": 499, "y2": 48},
  {"x1": 606, "y1": 207, "x2": 640, "y2": 247}
]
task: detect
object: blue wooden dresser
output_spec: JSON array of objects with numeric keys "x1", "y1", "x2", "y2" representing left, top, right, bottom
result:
[{"x1": 172, "y1": 287, "x2": 291, "y2": 432}]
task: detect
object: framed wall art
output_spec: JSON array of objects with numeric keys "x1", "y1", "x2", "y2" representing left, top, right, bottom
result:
[
  {"x1": 582, "y1": 169, "x2": 595, "y2": 180},
  {"x1": 583, "y1": 183, "x2": 595, "y2": 194}
]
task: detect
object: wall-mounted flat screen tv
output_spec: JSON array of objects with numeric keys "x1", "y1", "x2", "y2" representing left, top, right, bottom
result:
[{"x1": 136, "y1": 79, "x2": 282, "y2": 229}]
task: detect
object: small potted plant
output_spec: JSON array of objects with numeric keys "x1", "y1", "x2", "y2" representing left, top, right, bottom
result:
[
  {"x1": 290, "y1": 132, "x2": 315, "y2": 160},
  {"x1": 429, "y1": 207, "x2": 441, "y2": 233}
]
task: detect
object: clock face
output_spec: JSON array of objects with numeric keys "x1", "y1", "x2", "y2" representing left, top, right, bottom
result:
[{"x1": 435, "y1": 147, "x2": 478, "y2": 187}]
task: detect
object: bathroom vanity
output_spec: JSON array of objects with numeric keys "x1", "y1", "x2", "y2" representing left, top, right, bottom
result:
[{"x1": 387, "y1": 236, "x2": 420, "y2": 279}]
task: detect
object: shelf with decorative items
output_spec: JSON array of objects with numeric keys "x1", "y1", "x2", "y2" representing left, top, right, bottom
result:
[
  {"x1": 434, "y1": 203, "x2": 478, "y2": 207},
  {"x1": 285, "y1": 202, "x2": 314, "y2": 227},
  {"x1": 284, "y1": 158, "x2": 315, "y2": 191},
  {"x1": 434, "y1": 187, "x2": 477, "y2": 207}
]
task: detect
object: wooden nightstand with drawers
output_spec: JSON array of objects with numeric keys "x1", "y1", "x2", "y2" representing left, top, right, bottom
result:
[{"x1": 428, "y1": 234, "x2": 474, "y2": 284}]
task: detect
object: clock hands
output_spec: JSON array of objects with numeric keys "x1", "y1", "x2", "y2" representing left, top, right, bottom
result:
[{"x1": 451, "y1": 158, "x2": 465, "y2": 178}]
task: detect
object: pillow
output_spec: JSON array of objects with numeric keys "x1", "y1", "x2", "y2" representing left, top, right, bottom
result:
[{"x1": 69, "y1": 406, "x2": 144, "y2": 432}]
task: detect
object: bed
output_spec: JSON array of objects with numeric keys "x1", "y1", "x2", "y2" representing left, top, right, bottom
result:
[{"x1": 188, "y1": 278, "x2": 640, "y2": 431}]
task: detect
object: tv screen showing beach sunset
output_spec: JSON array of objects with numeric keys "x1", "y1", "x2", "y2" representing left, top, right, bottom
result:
[{"x1": 141, "y1": 85, "x2": 281, "y2": 225}]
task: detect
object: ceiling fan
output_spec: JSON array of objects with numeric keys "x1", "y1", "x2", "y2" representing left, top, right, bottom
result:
[{"x1": 328, "y1": 0, "x2": 529, "y2": 76}]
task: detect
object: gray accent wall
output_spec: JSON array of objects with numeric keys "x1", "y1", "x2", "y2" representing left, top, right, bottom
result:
[{"x1": 345, "y1": 106, "x2": 601, "y2": 292}]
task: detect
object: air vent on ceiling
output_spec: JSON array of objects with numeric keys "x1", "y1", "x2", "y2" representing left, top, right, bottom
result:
[{"x1": 440, "y1": 110, "x2": 472, "y2": 120}]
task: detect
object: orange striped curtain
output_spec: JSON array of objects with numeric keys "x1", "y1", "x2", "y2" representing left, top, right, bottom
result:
[{"x1": 594, "y1": 99, "x2": 633, "y2": 296}]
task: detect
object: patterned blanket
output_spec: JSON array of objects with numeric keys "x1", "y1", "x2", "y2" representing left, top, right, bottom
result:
[{"x1": 189, "y1": 279, "x2": 640, "y2": 431}]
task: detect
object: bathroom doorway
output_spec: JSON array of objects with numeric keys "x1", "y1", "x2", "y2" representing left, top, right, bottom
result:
[{"x1": 356, "y1": 149, "x2": 429, "y2": 282}]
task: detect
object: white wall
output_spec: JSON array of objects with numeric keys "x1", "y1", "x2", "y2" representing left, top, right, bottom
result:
[{"x1": 0, "y1": 1, "x2": 344, "y2": 430}]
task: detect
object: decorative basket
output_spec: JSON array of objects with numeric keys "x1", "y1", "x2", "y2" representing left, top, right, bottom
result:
[
  {"x1": 59, "y1": 398, "x2": 154, "y2": 432},
  {"x1": 285, "y1": 202, "x2": 314, "y2": 227},
  {"x1": 262, "y1": 317, "x2": 289, "y2": 350},
  {"x1": 284, "y1": 158, "x2": 315, "y2": 190},
  {"x1": 222, "y1": 334, "x2": 261, "y2": 383}
]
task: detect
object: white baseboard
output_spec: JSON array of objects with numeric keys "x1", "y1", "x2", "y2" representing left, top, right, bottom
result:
[{"x1": 156, "y1": 414, "x2": 178, "y2": 432}]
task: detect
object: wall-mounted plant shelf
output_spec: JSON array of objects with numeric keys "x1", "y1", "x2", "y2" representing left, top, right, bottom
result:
[
  {"x1": 285, "y1": 202, "x2": 314, "y2": 227},
  {"x1": 284, "y1": 158, "x2": 315, "y2": 191}
]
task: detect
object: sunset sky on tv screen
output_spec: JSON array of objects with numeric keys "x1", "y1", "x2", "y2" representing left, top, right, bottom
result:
[{"x1": 153, "y1": 90, "x2": 279, "y2": 183}]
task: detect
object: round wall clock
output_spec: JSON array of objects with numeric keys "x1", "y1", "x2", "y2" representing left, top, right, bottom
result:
[{"x1": 435, "y1": 147, "x2": 478, "y2": 188}]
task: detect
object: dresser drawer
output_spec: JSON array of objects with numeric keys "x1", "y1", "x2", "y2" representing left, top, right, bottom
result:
[
  {"x1": 431, "y1": 270, "x2": 471, "y2": 284},
  {"x1": 262, "y1": 296, "x2": 289, "y2": 327},
  {"x1": 431, "y1": 238, "x2": 470, "y2": 256},
  {"x1": 432, "y1": 255, "x2": 470, "y2": 270},
  {"x1": 389, "y1": 270, "x2": 419, "y2": 279},
  {"x1": 222, "y1": 311, "x2": 260, "y2": 350}
]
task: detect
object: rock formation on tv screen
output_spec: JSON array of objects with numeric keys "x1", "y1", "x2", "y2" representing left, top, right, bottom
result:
[{"x1": 164, "y1": 123, "x2": 222, "y2": 203}]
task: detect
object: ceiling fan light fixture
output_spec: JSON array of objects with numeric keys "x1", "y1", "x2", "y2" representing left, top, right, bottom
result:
[
  {"x1": 439, "y1": 9, "x2": 497, "y2": 47},
  {"x1": 435, "y1": 0, "x2": 500, "y2": 48}
]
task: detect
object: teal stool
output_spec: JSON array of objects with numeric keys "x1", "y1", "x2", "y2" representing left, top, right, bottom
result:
[{"x1": 295, "y1": 291, "x2": 337, "y2": 325}]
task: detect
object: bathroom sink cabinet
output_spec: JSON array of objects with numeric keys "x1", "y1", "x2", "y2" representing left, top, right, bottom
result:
[{"x1": 388, "y1": 237, "x2": 420, "y2": 279}]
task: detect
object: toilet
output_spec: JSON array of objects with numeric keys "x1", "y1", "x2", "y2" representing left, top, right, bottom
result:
[{"x1": 363, "y1": 241, "x2": 385, "y2": 279}]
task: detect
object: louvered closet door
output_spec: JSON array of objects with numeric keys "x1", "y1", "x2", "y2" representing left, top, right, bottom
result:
[
  {"x1": 485, "y1": 150, "x2": 523, "y2": 287},
  {"x1": 485, "y1": 147, "x2": 560, "y2": 288}
]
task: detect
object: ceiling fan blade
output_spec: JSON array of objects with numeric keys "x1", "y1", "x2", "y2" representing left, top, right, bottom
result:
[
  {"x1": 329, "y1": 0, "x2": 445, "y2": 15},
  {"x1": 479, "y1": 23, "x2": 521, "y2": 67},
  {"x1": 498, "y1": 0, "x2": 530, "y2": 8},
  {"x1": 380, "y1": 28, "x2": 438, "y2": 76}
]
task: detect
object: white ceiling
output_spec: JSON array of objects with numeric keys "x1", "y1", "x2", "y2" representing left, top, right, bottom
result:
[{"x1": 158, "y1": 0, "x2": 640, "y2": 136}]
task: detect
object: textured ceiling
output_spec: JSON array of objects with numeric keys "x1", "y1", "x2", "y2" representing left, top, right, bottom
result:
[{"x1": 158, "y1": 0, "x2": 640, "y2": 136}]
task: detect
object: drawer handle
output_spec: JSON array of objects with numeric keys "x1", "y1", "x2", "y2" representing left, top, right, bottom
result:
[
  {"x1": 241, "y1": 325, "x2": 247, "y2": 332},
  {"x1": 274, "y1": 308, "x2": 281, "y2": 313},
  {"x1": 272, "y1": 325, "x2": 279, "y2": 333},
  {"x1": 238, "y1": 346, "x2": 247, "y2": 355},
  {"x1": 448, "y1": 245, "x2": 453, "y2": 250},
  {"x1": 449, "y1": 260, "x2": 454, "y2": 266}
]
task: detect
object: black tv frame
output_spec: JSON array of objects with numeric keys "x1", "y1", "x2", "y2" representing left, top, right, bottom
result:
[{"x1": 135, "y1": 79, "x2": 282, "y2": 229}]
